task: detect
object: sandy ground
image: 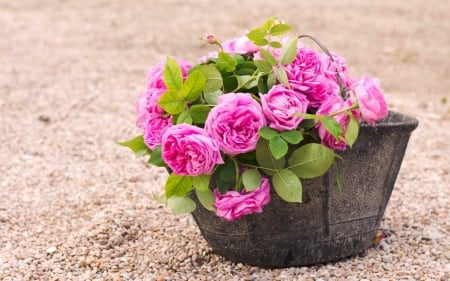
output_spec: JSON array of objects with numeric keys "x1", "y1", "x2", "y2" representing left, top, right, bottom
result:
[{"x1": 0, "y1": 0, "x2": 449, "y2": 280}]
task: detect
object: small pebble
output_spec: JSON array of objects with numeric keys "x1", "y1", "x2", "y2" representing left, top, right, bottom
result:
[{"x1": 46, "y1": 246, "x2": 57, "y2": 254}]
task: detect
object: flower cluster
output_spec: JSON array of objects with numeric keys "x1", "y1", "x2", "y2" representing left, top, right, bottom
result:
[{"x1": 121, "y1": 17, "x2": 388, "y2": 221}]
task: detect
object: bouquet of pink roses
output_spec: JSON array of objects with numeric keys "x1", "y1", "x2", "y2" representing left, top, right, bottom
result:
[{"x1": 120, "y1": 17, "x2": 388, "y2": 221}]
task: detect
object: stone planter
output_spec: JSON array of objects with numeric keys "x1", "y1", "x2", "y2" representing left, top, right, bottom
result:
[{"x1": 191, "y1": 111, "x2": 418, "y2": 268}]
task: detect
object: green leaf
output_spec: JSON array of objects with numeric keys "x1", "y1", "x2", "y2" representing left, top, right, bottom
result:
[
  {"x1": 117, "y1": 135, "x2": 151, "y2": 158},
  {"x1": 287, "y1": 143, "x2": 335, "y2": 178},
  {"x1": 254, "y1": 60, "x2": 273, "y2": 73},
  {"x1": 203, "y1": 90, "x2": 222, "y2": 105},
  {"x1": 216, "y1": 177, "x2": 233, "y2": 194},
  {"x1": 236, "y1": 150, "x2": 257, "y2": 165},
  {"x1": 195, "y1": 189, "x2": 215, "y2": 211},
  {"x1": 267, "y1": 72, "x2": 276, "y2": 89},
  {"x1": 253, "y1": 38, "x2": 269, "y2": 47},
  {"x1": 240, "y1": 61, "x2": 258, "y2": 71},
  {"x1": 148, "y1": 145, "x2": 166, "y2": 167},
  {"x1": 152, "y1": 192, "x2": 166, "y2": 204},
  {"x1": 217, "y1": 51, "x2": 237, "y2": 72},
  {"x1": 345, "y1": 115, "x2": 359, "y2": 147},
  {"x1": 187, "y1": 64, "x2": 200, "y2": 75},
  {"x1": 272, "y1": 169, "x2": 302, "y2": 202},
  {"x1": 260, "y1": 49, "x2": 278, "y2": 66},
  {"x1": 180, "y1": 69, "x2": 206, "y2": 102},
  {"x1": 218, "y1": 159, "x2": 236, "y2": 184},
  {"x1": 256, "y1": 139, "x2": 285, "y2": 175},
  {"x1": 158, "y1": 90, "x2": 185, "y2": 114},
  {"x1": 262, "y1": 16, "x2": 278, "y2": 30},
  {"x1": 258, "y1": 76, "x2": 269, "y2": 94},
  {"x1": 259, "y1": 126, "x2": 279, "y2": 140},
  {"x1": 233, "y1": 54, "x2": 245, "y2": 65},
  {"x1": 237, "y1": 75, "x2": 258, "y2": 89},
  {"x1": 247, "y1": 27, "x2": 268, "y2": 42},
  {"x1": 280, "y1": 130, "x2": 303, "y2": 144},
  {"x1": 189, "y1": 104, "x2": 211, "y2": 124},
  {"x1": 199, "y1": 65, "x2": 223, "y2": 93},
  {"x1": 167, "y1": 195, "x2": 196, "y2": 214},
  {"x1": 236, "y1": 67, "x2": 256, "y2": 76},
  {"x1": 322, "y1": 116, "x2": 343, "y2": 140},
  {"x1": 213, "y1": 158, "x2": 237, "y2": 193},
  {"x1": 299, "y1": 118, "x2": 316, "y2": 130},
  {"x1": 242, "y1": 169, "x2": 262, "y2": 191},
  {"x1": 280, "y1": 37, "x2": 298, "y2": 65},
  {"x1": 165, "y1": 174, "x2": 193, "y2": 198},
  {"x1": 223, "y1": 76, "x2": 238, "y2": 92},
  {"x1": 192, "y1": 174, "x2": 211, "y2": 191},
  {"x1": 269, "y1": 41, "x2": 282, "y2": 48},
  {"x1": 277, "y1": 67, "x2": 290, "y2": 87},
  {"x1": 295, "y1": 112, "x2": 318, "y2": 119},
  {"x1": 163, "y1": 57, "x2": 183, "y2": 91},
  {"x1": 176, "y1": 110, "x2": 193, "y2": 124},
  {"x1": 269, "y1": 23, "x2": 292, "y2": 36},
  {"x1": 269, "y1": 136, "x2": 288, "y2": 159}
]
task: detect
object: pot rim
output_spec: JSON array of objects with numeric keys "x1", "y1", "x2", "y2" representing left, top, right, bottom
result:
[{"x1": 360, "y1": 110, "x2": 419, "y2": 131}]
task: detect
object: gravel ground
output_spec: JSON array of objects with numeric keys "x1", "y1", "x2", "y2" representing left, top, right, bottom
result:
[{"x1": 1, "y1": 0, "x2": 449, "y2": 280}]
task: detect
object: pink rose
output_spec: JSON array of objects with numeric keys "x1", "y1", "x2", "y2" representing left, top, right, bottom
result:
[
  {"x1": 135, "y1": 91, "x2": 147, "y2": 114},
  {"x1": 205, "y1": 93, "x2": 266, "y2": 155},
  {"x1": 143, "y1": 115, "x2": 173, "y2": 150},
  {"x1": 222, "y1": 35, "x2": 259, "y2": 55},
  {"x1": 197, "y1": 35, "x2": 259, "y2": 64},
  {"x1": 147, "y1": 58, "x2": 191, "y2": 90},
  {"x1": 305, "y1": 75, "x2": 341, "y2": 109},
  {"x1": 203, "y1": 34, "x2": 217, "y2": 44},
  {"x1": 137, "y1": 88, "x2": 172, "y2": 150},
  {"x1": 135, "y1": 88, "x2": 166, "y2": 129},
  {"x1": 285, "y1": 46, "x2": 324, "y2": 94},
  {"x1": 352, "y1": 76, "x2": 388, "y2": 125},
  {"x1": 147, "y1": 61, "x2": 166, "y2": 90},
  {"x1": 161, "y1": 124, "x2": 224, "y2": 176},
  {"x1": 283, "y1": 46, "x2": 343, "y2": 109},
  {"x1": 316, "y1": 96, "x2": 357, "y2": 151},
  {"x1": 145, "y1": 88, "x2": 166, "y2": 115},
  {"x1": 138, "y1": 58, "x2": 191, "y2": 130},
  {"x1": 322, "y1": 52, "x2": 350, "y2": 86},
  {"x1": 260, "y1": 85, "x2": 309, "y2": 131},
  {"x1": 135, "y1": 91, "x2": 148, "y2": 129},
  {"x1": 214, "y1": 177, "x2": 271, "y2": 221},
  {"x1": 197, "y1": 51, "x2": 219, "y2": 64}
]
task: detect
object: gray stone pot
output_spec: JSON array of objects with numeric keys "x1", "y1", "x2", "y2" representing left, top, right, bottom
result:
[{"x1": 191, "y1": 111, "x2": 419, "y2": 268}]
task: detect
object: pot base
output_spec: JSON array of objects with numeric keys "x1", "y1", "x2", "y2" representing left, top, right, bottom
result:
[{"x1": 191, "y1": 111, "x2": 418, "y2": 268}]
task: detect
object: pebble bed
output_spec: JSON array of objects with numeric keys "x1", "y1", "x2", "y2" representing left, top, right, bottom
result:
[{"x1": 1, "y1": 0, "x2": 449, "y2": 280}]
